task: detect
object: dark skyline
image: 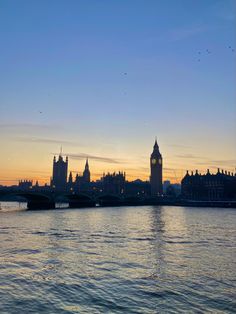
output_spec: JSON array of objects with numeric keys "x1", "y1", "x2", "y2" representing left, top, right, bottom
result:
[{"x1": 1, "y1": 139, "x2": 235, "y2": 202}]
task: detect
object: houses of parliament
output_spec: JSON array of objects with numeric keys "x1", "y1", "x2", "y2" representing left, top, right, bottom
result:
[
  {"x1": 13, "y1": 139, "x2": 236, "y2": 201},
  {"x1": 49, "y1": 139, "x2": 163, "y2": 197}
]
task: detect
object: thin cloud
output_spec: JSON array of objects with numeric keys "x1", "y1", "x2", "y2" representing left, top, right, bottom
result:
[
  {"x1": 0, "y1": 123, "x2": 59, "y2": 130},
  {"x1": 175, "y1": 154, "x2": 206, "y2": 160},
  {"x1": 15, "y1": 169, "x2": 50, "y2": 174},
  {"x1": 14, "y1": 137, "x2": 80, "y2": 146},
  {"x1": 59, "y1": 153, "x2": 124, "y2": 164},
  {"x1": 119, "y1": 166, "x2": 149, "y2": 173},
  {"x1": 167, "y1": 144, "x2": 191, "y2": 149},
  {"x1": 164, "y1": 167, "x2": 185, "y2": 171},
  {"x1": 137, "y1": 167, "x2": 149, "y2": 171},
  {"x1": 175, "y1": 155, "x2": 236, "y2": 168},
  {"x1": 196, "y1": 159, "x2": 236, "y2": 167},
  {"x1": 0, "y1": 179, "x2": 20, "y2": 182},
  {"x1": 168, "y1": 25, "x2": 208, "y2": 41}
]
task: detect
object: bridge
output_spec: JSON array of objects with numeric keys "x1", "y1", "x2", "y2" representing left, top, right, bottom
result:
[
  {"x1": 1, "y1": 189, "x2": 235, "y2": 209},
  {"x1": 0, "y1": 189, "x2": 161, "y2": 210}
]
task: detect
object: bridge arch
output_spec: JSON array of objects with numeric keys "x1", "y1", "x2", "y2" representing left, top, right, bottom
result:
[
  {"x1": 96, "y1": 194, "x2": 122, "y2": 206},
  {"x1": 63, "y1": 193, "x2": 95, "y2": 208},
  {"x1": 0, "y1": 191, "x2": 55, "y2": 210}
]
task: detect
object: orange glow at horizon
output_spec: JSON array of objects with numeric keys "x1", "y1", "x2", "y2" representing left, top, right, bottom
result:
[
  {"x1": 0, "y1": 153, "x2": 184, "y2": 186},
  {"x1": 0, "y1": 157, "x2": 229, "y2": 187},
  {"x1": 0, "y1": 133, "x2": 235, "y2": 187},
  {"x1": 0, "y1": 169, "x2": 183, "y2": 186}
]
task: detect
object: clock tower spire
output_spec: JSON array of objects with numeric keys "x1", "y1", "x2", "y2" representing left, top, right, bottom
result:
[{"x1": 150, "y1": 139, "x2": 163, "y2": 196}]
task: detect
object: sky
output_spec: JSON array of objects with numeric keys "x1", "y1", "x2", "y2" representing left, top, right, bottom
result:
[{"x1": 0, "y1": 0, "x2": 236, "y2": 185}]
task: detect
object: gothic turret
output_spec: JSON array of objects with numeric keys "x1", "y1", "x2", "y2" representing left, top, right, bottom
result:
[
  {"x1": 83, "y1": 158, "x2": 90, "y2": 183},
  {"x1": 68, "y1": 171, "x2": 73, "y2": 184},
  {"x1": 68, "y1": 171, "x2": 73, "y2": 190},
  {"x1": 51, "y1": 154, "x2": 68, "y2": 190}
]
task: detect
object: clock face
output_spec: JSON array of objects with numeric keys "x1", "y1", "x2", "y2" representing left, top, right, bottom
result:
[
  {"x1": 158, "y1": 158, "x2": 162, "y2": 165},
  {"x1": 151, "y1": 158, "x2": 157, "y2": 165}
]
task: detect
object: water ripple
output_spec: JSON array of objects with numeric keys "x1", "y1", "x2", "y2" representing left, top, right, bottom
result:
[{"x1": 0, "y1": 204, "x2": 235, "y2": 313}]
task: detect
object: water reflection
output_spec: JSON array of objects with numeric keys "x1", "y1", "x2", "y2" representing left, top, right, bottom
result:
[
  {"x1": 0, "y1": 205, "x2": 235, "y2": 313},
  {"x1": 149, "y1": 206, "x2": 166, "y2": 280},
  {"x1": 0, "y1": 201, "x2": 27, "y2": 212}
]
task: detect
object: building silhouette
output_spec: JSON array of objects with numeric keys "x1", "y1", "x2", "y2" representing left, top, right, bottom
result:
[
  {"x1": 102, "y1": 172, "x2": 125, "y2": 195},
  {"x1": 51, "y1": 155, "x2": 68, "y2": 190},
  {"x1": 181, "y1": 169, "x2": 236, "y2": 200},
  {"x1": 83, "y1": 158, "x2": 91, "y2": 183},
  {"x1": 125, "y1": 179, "x2": 150, "y2": 196},
  {"x1": 67, "y1": 159, "x2": 91, "y2": 192},
  {"x1": 19, "y1": 180, "x2": 32, "y2": 190},
  {"x1": 3, "y1": 137, "x2": 236, "y2": 203},
  {"x1": 68, "y1": 171, "x2": 73, "y2": 191},
  {"x1": 150, "y1": 139, "x2": 163, "y2": 196}
]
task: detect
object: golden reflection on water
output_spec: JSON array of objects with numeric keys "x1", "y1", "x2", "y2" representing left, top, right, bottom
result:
[
  {"x1": 0, "y1": 204, "x2": 206, "y2": 282},
  {"x1": 0, "y1": 203, "x2": 236, "y2": 313}
]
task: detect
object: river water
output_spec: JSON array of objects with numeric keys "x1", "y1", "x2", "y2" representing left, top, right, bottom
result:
[{"x1": 0, "y1": 202, "x2": 235, "y2": 313}]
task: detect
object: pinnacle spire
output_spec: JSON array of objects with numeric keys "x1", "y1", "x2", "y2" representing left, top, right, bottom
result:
[
  {"x1": 154, "y1": 137, "x2": 159, "y2": 150},
  {"x1": 85, "y1": 158, "x2": 89, "y2": 169}
]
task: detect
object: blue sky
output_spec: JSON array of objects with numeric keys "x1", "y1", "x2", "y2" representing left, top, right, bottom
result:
[{"x1": 0, "y1": 0, "x2": 235, "y2": 184}]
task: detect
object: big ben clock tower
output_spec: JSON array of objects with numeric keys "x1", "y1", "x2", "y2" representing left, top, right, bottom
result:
[{"x1": 150, "y1": 139, "x2": 163, "y2": 196}]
